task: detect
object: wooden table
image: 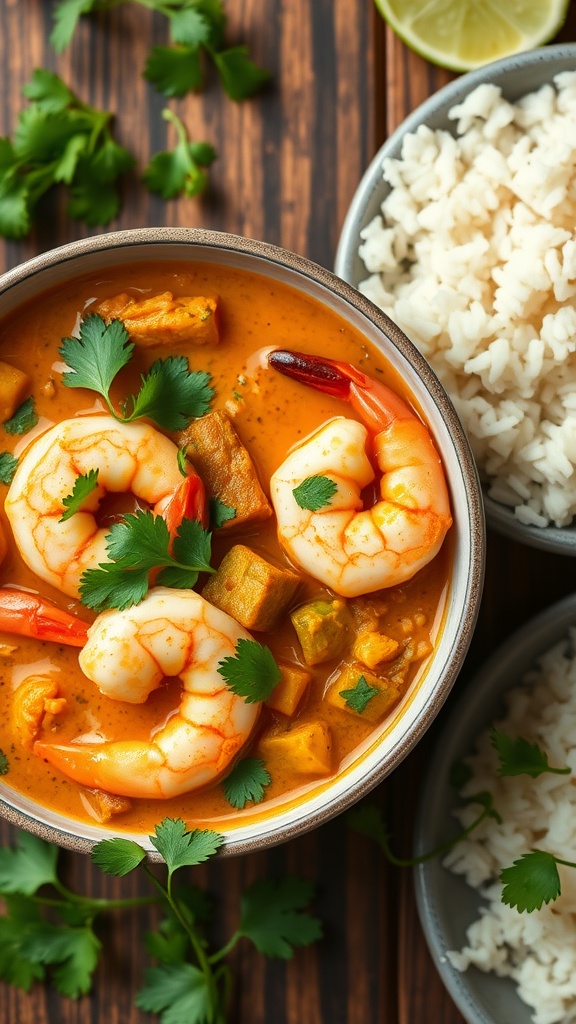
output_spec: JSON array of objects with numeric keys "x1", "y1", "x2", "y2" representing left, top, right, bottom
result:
[{"x1": 1, "y1": 2, "x2": 576, "y2": 1021}]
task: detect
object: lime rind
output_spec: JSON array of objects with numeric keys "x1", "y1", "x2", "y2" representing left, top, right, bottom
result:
[{"x1": 374, "y1": 0, "x2": 571, "y2": 72}]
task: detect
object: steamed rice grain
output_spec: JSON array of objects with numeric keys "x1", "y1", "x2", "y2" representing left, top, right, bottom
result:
[
  {"x1": 444, "y1": 630, "x2": 576, "y2": 1024},
  {"x1": 359, "y1": 73, "x2": 576, "y2": 527}
]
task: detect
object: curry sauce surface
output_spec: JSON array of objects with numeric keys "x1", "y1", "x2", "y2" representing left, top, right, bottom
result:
[{"x1": 0, "y1": 261, "x2": 451, "y2": 833}]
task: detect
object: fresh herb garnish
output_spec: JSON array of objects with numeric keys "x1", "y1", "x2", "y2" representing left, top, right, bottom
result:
[
  {"x1": 339, "y1": 674, "x2": 378, "y2": 715},
  {"x1": 491, "y1": 727, "x2": 572, "y2": 778},
  {"x1": 0, "y1": 818, "x2": 322, "y2": 1012},
  {"x1": 177, "y1": 447, "x2": 188, "y2": 476},
  {"x1": 218, "y1": 638, "x2": 282, "y2": 703},
  {"x1": 223, "y1": 758, "x2": 271, "y2": 809},
  {"x1": 209, "y1": 496, "x2": 236, "y2": 528},
  {"x1": 0, "y1": 453, "x2": 18, "y2": 485},
  {"x1": 52, "y1": 0, "x2": 270, "y2": 101},
  {"x1": 0, "y1": 751, "x2": 9, "y2": 775},
  {"x1": 60, "y1": 313, "x2": 214, "y2": 430},
  {"x1": 143, "y1": 109, "x2": 217, "y2": 199},
  {"x1": 59, "y1": 469, "x2": 99, "y2": 522},
  {"x1": 0, "y1": 69, "x2": 134, "y2": 239},
  {"x1": 3, "y1": 398, "x2": 38, "y2": 435},
  {"x1": 292, "y1": 475, "x2": 338, "y2": 512},
  {"x1": 79, "y1": 510, "x2": 214, "y2": 611},
  {"x1": 500, "y1": 850, "x2": 563, "y2": 913}
]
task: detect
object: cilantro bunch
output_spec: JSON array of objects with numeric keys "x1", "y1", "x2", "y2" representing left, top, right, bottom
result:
[
  {"x1": 0, "y1": 69, "x2": 134, "y2": 240},
  {"x1": 51, "y1": 0, "x2": 271, "y2": 100},
  {"x1": 0, "y1": 819, "x2": 322, "y2": 1021},
  {"x1": 349, "y1": 727, "x2": 576, "y2": 914}
]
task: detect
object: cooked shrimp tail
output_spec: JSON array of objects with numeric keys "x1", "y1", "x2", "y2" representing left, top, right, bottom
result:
[
  {"x1": 268, "y1": 349, "x2": 452, "y2": 597},
  {"x1": 34, "y1": 588, "x2": 260, "y2": 799},
  {"x1": 0, "y1": 588, "x2": 89, "y2": 646},
  {"x1": 153, "y1": 461, "x2": 208, "y2": 540}
]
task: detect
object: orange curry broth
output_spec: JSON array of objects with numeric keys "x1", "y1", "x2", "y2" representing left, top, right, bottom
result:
[{"x1": 0, "y1": 260, "x2": 452, "y2": 834}]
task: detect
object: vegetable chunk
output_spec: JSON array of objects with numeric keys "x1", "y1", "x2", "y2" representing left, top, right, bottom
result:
[
  {"x1": 258, "y1": 720, "x2": 332, "y2": 776},
  {"x1": 203, "y1": 544, "x2": 300, "y2": 631},
  {"x1": 353, "y1": 630, "x2": 400, "y2": 669},
  {"x1": 265, "y1": 661, "x2": 311, "y2": 716},
  {"x1": 0, "y1": 361, "x2": 32, "y2": 422},
  {"x1": 12, "y1": 675, "x2": 67, "y2": 749},
  {"x1": 96, "y1": 291, "x2": 219, "y2": 347},
  {"x1": 181, "y1": 409, "x2": 272, "y2": 526},
  {"x1": 291, "y1": 599, "x2": 351, "y2": 666},
  {"x1": 82, "y1": 788, "x2": 132, "y2": 822},
  {"x1": 326, "y1": 663, "x2": 400, "y2": 723}
]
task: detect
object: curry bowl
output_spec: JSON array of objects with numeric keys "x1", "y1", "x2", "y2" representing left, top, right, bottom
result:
[
  {"x1": 335, "y1": 43, "x2": 576, "y2": 556},
  {"x1": 0, "y1": 227, "x2": 484, "y2": 857}
]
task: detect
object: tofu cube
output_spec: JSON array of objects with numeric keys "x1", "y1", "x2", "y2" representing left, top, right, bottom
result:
[
  {"x1": 181, "y1": 410, "x2": 272, "y2": 527},
  {"x1": 203, "y1": 544, "x2": 300, "y2": 631},
  {"x1": 97, "y1": 291, "x2": 219, "y2": 347}
]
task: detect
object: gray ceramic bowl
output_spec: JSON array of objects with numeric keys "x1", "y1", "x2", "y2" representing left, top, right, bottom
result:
[
  {"x1": 0, "y1": 228, "x2": 484, "y2": 857},
  {"x1": 335, "y1": 43, "x2": 576, "y2": 556},
  {"x1": 414, "y1": 591, "x2": 576, "y2": 1024}
]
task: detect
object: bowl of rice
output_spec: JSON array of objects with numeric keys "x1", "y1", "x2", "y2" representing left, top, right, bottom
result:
[
  {"x1": 414, "y1": 592, "x2": 576, "y2": 1024},
  {"x1": 335, "y1": 44, "x2": 576, "y2": 554}
]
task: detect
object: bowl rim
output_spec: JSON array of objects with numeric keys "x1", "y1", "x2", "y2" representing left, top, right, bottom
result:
[
  {"x1": 334, "y1": 42, "x2": 576, "y2": 555},
  {"x1": 0, "y1": 227, "x2": 485, "y2": 858},
  {"x1": 413, "y1": 591, "x2": 576, "y2": 1024}
]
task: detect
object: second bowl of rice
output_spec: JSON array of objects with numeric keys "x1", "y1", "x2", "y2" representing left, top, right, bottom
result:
[{"x1": 336, "y1": 44, "x2": 576, "y2": 555}]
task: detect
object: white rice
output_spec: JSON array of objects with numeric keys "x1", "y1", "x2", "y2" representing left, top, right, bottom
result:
[
  {"x1": 358, "y1": 73, "x2": 576, "y2": 527},
  {"x1": 444, "y1": 629, "x2": 576, "y2": 1024}
]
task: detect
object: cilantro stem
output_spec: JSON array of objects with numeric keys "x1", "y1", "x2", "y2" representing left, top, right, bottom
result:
[
  {"x1": 208, "y1": 931, "x2": 241, "y2": 964},
  {"x1": 50, "y1": 878, "x2": 160, "y2": 911}
]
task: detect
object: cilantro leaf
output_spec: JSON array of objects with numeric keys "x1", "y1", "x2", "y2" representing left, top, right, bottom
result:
[
  {"x1": 238, "y1": 878, "x2": 322, "y2": 959},
  {"x1": 0, "y1": 178, "x2": 30, "y2": 239},
  {"x1": 0, "y1": 904, "x2": 46, "y2": 990},
  {"x1": 218, "y1": 638, "x2": 282, "y2": 704},
  {"x1": 0, "y1": 750, "x2": 8, "y2": 775},
  {"x1": 209, "y1": 496, "x2": 236, "y2": 528},
  {"x1": 79, "y1": 563, "x2": 149, "y2": 612},
  {"x1": 150, "y1": 818, "x2": 224, "y2": 878},
  {"x1": 170, "y1": 8, "x2": 211, "y2": 46},
  {"x1": 22, "y1": 923, "x2": 101, "y2": 998},
  {"x1": 60, "y1": 313, "x2": 134, "y2": 406},
  {"x1": 339, "y1": 674, "x2": 379, "y2": 714},
  {"x1": 292, "y1": 475, "x2": 338, "y2": 512},
  {"x1": 500, "y1": 850, "x2": 561, "y2": 913},
  {"x1": 223, "y1": 758, "x2": 271, "y2": 809},
  {"x1": 143, "y1": 110, "x2": 217, "y2": 200},
  {"x1": 3, "y1": 397, "x2": 38, "y2": 435},
  {"x1": 59, "y1": 468, "x2": 99, "y2": 521},
  {"x1": 127, "y1": 355, "x2": 214, "y2": 428},
  {"x1": 211, "y1": 46, "x2": 271, "y2": 101},
  {"x1": 50, "y1": 0, "x2": 98, "y2": 52},
  {"x1": 136, "y1": 962, "x2": 211, "y2": 1024},
  {"x1": 0, "y1": 832, "x2": 59, "y2": 896},
  {"x1": 347, "y1": 803, "x2": 391, "y2": 851},
  {"x1": 22, "y1": 69, "x2": 77, "y2": 113},
  {"x1": 172, "y1": 517, "x2": 213, "y2": 573},
  {"x1": 144, "y1": 45, "x2": 204, "y2": 98},
  {"x1": 449, "y1": 758, "x2": 474, "y2": 791},
  {"x1": 0, "y1": 453, "x2": 18, "y2": 485},
  {"x1": 144, "y1": 917, "x2": 189, "y2": 967},
  {"x1": 91, "y1": 837, "x2": 147, "y2": 877},
  {"x1": 491, "y1": 727, "x2": 571, "y2": 778}
]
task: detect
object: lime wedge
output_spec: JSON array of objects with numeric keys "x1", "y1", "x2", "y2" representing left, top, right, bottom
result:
[{"x1": 374, "y1": 0, "x2": 570, "y2": 71}]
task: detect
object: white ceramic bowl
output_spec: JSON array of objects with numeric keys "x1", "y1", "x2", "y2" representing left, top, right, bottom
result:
[
  {"x1": 0, "y1": 228, "x2": 484, "y2": 857},
  {"x1": 335, "y1": 43, "x2": 576, "y2": 556},
  {"x1": 414, "y1": 592, "x2": 576, "y2": 1024}
]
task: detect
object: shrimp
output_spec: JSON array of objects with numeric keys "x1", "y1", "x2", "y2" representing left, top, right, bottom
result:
[
  {"x1": 0, "y1": 588, "x2": 89, "y2": 646},
  {"x1": 4, "y1": 415, "x2": 195, "y2": 599},
  {"x1": 268, "y1": 349, "x2": 452, "y2": 598},
  {"x1": 34, "y1": 588, "x2": 260, "y2": 799}
]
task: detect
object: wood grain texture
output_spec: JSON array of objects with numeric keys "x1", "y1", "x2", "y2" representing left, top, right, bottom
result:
[{"x1": 1, "y1": 2, "x2": 576, "y2": 1023}]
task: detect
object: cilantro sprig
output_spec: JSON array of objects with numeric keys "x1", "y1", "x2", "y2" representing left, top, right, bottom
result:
[
  {"x1": 60, "y1": 313, "x2": 214, "y2": 430},
  {"x1": 80, "y1": 510, "x2": 214, "y2": 610},
  {"x1": 491, "y1": 727, "x2": 572, "y2": 778},
  {"x1": 339, "y1": 674, "x2": 378, "y2": 714},
  {"x1": 0, "y1": 818, "x2": 322, "y2": 1016},
  {"x1": 52, "y1": 1, "x2": 270, "y2": 102},
  {"x1": 218, "y1": 638, "x2": 282, "y2": 703},
  {"x1": 0, "y1": 69, "x2": 134, "y2": 239},
  {"x1": 143, "y1": 109, "x2": 217, "y2": 199}
]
